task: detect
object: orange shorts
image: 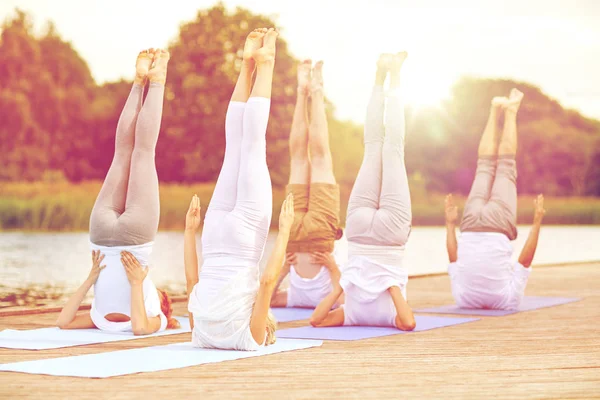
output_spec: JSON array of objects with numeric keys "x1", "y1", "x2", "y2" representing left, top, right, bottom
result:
[{"x1": 286, "y1": 183, "x2": 343, "y2": 253}]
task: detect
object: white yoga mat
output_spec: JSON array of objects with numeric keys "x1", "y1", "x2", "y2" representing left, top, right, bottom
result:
[
  {"x1": 0, "y1": 317, "x2": 190, "y2": 350},
  {"x1": 0, "y1": 339, "x2": 323, "y2": 378}
]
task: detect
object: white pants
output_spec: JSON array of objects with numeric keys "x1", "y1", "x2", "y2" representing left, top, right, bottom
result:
[
  {"x1": 345, "y1": 87, "x2": 412, "y2": 247},
  {"x1": 201, "y1": 99, "x2": 273, "y2": 264}
]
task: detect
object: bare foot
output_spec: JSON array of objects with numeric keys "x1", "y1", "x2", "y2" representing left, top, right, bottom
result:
[
  {"x1": 253, "y1": 28, "x2": 278, "y2": 65},
  {"x1": 297, "y1": 59, "x2": 312, "y2": 94},
  {"x1": 310, "y1": 61, "x2": 324, "y2": 94},
  {"x1": 148, "y1": 49, "x2": 170, "y2": 85},
  {"x1": 377, "y1": 53, "x2": 392, "y2": 73},
  {"x1": 390, "y1": 52, "x2": 408, "y2": 74},
  {"x1": 492, "y1": 96, "x2": 509, "y2": 108},
  {"x1": 504, "y1": 88, "x2": 524, "y2": 113},
  {"x1": 243, "y1": 28, "x2": 267, "y2": 66},
  {"x1": 376, "y1": 54, "x2": 392, "y2": 85},
  {"x1": 135, "y1": 49, "x2": 154, "y2": 85}
]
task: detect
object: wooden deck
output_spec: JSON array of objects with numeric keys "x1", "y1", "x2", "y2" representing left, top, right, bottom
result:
[{"x1": 1, "y1": 262, "x2": 599, "y2": 399}]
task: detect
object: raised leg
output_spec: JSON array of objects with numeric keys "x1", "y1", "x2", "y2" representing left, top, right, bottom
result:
[
  {"x1": 373, "y1": 53, "x2": 411, "y2": 246},
  {"x1": 205, "y1": 31, "x2": 264, "y2": 215},
  {"x1": 233, "y1": 29, "x2": 278, "y2": 260},
  {"x1": 89, "y1": 50, "x2": 152, "y2": 245},
  {"x1": 459, "y1": 100, "x2": 504, "y2": 233},
  {"x1": 117, "y1": 50, "x2": 168, "y2": 245},
  {"x1": 309, "y1": 61, "x2": 335, "y2": 184},
  {"x1": 481, "y1": 89, "x2": 523, "y2": 239},
  {"x1": 345, "y1": 55, "x2": 388, "y2": 243},
  {"x1": 288, "y1": 60, "x2": 311, "y2": 185}
]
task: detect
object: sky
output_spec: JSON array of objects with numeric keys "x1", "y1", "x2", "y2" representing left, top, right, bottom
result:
[{"x1": 1, "y1": 0, "x2": 599, "y2": 122}]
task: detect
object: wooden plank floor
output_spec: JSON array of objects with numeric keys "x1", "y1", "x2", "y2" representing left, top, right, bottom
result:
[{"x1": 1, "y1": 263, "x2": 599, "y2": 399}]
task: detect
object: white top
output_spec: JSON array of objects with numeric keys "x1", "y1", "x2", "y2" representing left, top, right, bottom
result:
[
  {"x1": 287, "y1": 266, "x2": 334, "y2": 308},
  {"x1": 188, "y1": 256, "x2": 263, "y2": 351},
  {"x1": 340, "y1": 242, "x2": 408, "y2": 327},
  {"x1": 448, "y1": 232, "x2": 531, "y2": 310},
  {"x1": 286, "y1": 245, "x2": 344, "y2": 308},
  {"x1": 89, "y1": 242, "x2": 167, "y2": 332}
]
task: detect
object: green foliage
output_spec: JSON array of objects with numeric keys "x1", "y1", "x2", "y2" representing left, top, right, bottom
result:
[
  {"x1": 1, "y1": 181, "x2": 599, "y2": 231},
  {"x1": 1, "y1": 6, "x2": 599, "y2": 199}
]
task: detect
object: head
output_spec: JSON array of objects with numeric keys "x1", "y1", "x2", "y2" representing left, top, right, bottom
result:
[
  {"x1": 157, "y1": 289, "x2": 181, "y2": 329},
  {"x1": 265, "y1": 310, "x2": 278, "y2": 346}
]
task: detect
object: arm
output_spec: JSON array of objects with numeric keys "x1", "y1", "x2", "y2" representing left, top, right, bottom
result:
[
  {"x1": 389, "y1": 286, "x2": 416, "y2": 331},
  {"x1": 250, "y1": 193, "x2": 294, "y2": 344},
  {"x1": 445, "y1": 194, "x2": 458, "y2": 263},
  {"x1": 184, "y1": 195, "x2": 202, "y2": 330},
  {"x1": 273, "y1": 254, "x2": 294, "y2": 295},
  {"x1": 311, "y1": 251, "x2": 345, "y2": 305},
  {"x1": 312, "y1": 252, "x2": 341, "y2": 287},
  {"x1": 310, "y1": 285, "x2": 344, "y2": 327},
  {"x1": 121, "y1": 251, "x2": 161, "y2": 335},
  {"x1": 56, "y1": 250, "x2": 105, "y2": 329},
  {"x1": 518, "y1": 194, "x2": 546, "y2": 268}
]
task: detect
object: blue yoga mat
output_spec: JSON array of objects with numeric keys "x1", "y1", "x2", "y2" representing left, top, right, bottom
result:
[
  {"x1": 0, "y1": 339, "x2": 323, "y2": 378},
  {"x1": 277, "y1": 315, "x2": 479, "y2": 341},
  {"x1": 414, "y1": 296, "x2": 581, "y2": 316},
  {"x1": 0, "y1": 317, "x2": 190, "y2": 350},
  {"x1": 271, "y1": 307, "x2": 314, "y2": 322}
]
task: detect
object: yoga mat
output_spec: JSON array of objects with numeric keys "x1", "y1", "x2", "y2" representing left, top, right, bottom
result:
[
  {"x1": 277, "y1": 315, "x2": 478, "y2": 341},
  {"x1": 0, "y1": 339, "x2": 323, "y2": 378},
  {"x1": 0, "y1": 317, "x2": 190, "y2": 350},
  {"x1": 414, "y1": 296, "x2": 581, "y2": 316},
  {"x1": 271, "y1": 307, "x2": 314, "y2": 322}
]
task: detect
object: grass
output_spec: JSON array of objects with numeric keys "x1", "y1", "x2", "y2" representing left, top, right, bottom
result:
[{"x1": 1, "y1": 181, "x2": 599, "y2": 231}]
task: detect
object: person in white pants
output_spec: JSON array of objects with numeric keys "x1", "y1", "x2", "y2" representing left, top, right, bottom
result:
[
  {"x1": 310, "y1": 53, "x2": 416, "y2": 331},
  {"x1": 184, "y1": 28, "x2": 295, "y2": 351}
]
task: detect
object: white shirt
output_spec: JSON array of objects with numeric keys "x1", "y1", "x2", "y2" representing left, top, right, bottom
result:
[
  {"x1": 188, "y1": 256, "x2": 263, "y2": 351},
  {"x1": 286, "y1": 245, "x2": 344, "y2": 308},
  {"x1": 449, "y1": 232, "x2": 531, "y2": 310},
  {"x1": 287, "y1": 266, "x2": 334, "y2": 308},
  {"x1": 89, "y1": 242, "x2": 167, "y2": 332},
  {"x1": 340, "y1": 242, "x2": 408, "y2": 327}
]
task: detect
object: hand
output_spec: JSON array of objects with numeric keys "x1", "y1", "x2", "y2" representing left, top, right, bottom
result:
[
  {"x1": 87, "y1": 250, "x2": 106, "y2": 284},
  {"x1": 311, "y1": 252, "x2": 337, "y2": 270},
  {"x1": 185, "y1": 194, "x2": 202, "y2": 232},
  {"x1": 445, "y1": 194, "x2": 458, "y2": 226},
  {"x1": 278, "y1": 193, "x2": 295, "y2": 233},
  {"x1": 533, "y1": 194, "x2": 546, "y2": 224},
  {"x1": 121, "y1": 251, "x2": 149, "y2": 286},
  {"x1": 285, "y1": 252, "x2": 298, "y2": 266}
]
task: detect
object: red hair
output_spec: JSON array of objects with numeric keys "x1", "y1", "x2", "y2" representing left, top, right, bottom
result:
[{"x1": 157, "y1": 289, "x2": 181, "y2": 329}]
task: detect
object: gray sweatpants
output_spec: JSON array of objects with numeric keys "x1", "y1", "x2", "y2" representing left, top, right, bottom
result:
[
  {"x1": 345, "y1": 87, "x2": 412, "y2": 247},
  {"x1": 460, "y1": 157, "x2": 518, "y2": 240},
  {"x1": 89, "y1": 83, "x2": 165, "y2": 246}
]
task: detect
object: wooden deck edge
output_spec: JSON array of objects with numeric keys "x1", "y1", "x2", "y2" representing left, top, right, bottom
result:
[{"x1": 1, "y1": 260, "x2": 597, "y2": 318}]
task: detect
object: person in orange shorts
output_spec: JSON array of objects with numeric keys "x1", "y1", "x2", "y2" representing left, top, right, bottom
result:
[{"x1": 270, "y1": 60, "x2": 344, "y2": 309}]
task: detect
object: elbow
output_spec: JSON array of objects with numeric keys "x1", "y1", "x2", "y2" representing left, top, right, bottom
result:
[
  {"x1": 309, "y1": 314, "x2": 324, "y2": 327},
  {"x1": 132, "y1": 327, "x2": 148, "y2": 336},
  {"x1": 396, "y1": 316, "x2": 416, "y2": 331},
  {"x1": 519, "y1": 258, "x2": 532, "y2": 268},
  {"x1": 131, "y1": 323, "x2": 150, "y2": 336}
]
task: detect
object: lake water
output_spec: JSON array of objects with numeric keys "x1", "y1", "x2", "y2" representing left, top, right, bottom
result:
[{"x1": 1, "y1": 226, "x2": 599, "y2": 307}]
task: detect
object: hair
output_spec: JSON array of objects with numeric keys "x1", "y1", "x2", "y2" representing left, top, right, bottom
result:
[
  {"x1": 265, "y1": 310, "x2": 278, "y2": 346},
  {"x1": 157, "y1": 289, "x2": 181, "y2": 329}
]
